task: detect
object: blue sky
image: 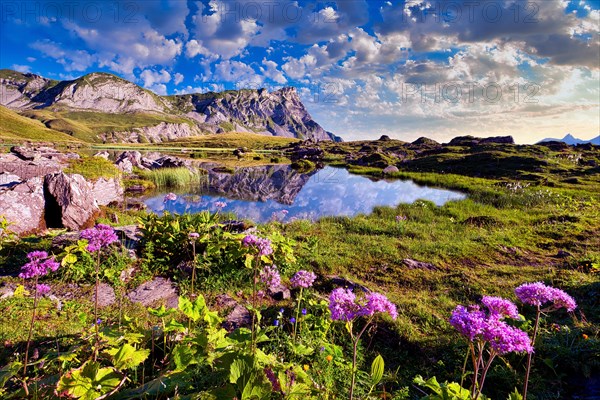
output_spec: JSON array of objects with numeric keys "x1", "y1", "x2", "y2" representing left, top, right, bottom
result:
[{"x1": 1, "y1": 0, "x2": 598, "y2": 143}]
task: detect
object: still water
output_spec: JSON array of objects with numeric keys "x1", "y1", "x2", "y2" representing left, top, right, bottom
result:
[{"x1": 144, "y1": 166, "x2": 465, "y2": 223}]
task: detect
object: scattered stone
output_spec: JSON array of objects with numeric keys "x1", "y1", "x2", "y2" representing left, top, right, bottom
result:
[
  {"x1": 0, "y1": 285, "x2": 15, "y2": 299},
  {"x1": 214, "y1": 294, "x2": 238, "y2": 310},
  {"x1": 378, "y1": 135, "x2": 391, "y2": 141},
  {"x1": 480, "y1": 136, "x2": 514, "y2": 145},
  {"x1": 44, "y1": 172, "x2": 99, "y2": 230},
  {"x1": 116, "y1": 158, "x2": 133, "y2": 173},
  {"x1": 91, "y1": 177, "x2": 124, "y2": 206},
  {"x1": 224, "y1": 304, "x2": 251, "y2": 331},
  {"x1": 383, "y1": 165, "x2": 399, "y2": 174},
  {"x1": 402, "y1": 258, "x2": 437, "y2": 271},
  {"x1": 0, "y1": 172, "x2": 22, "y2": 187},
  {"x1": 50, "y1": 231, "x2": 80, "y2": 250},
  {"x1": 127, "y1": 277, "x2": 178, "y2": 308},
  {"x1": 94, "y1": 283, "x2": 116, "y2": 307},
  {"x1": 268, "y1": 284, "x2": 291, "y2": 301},
  {"x1": 325, "y1": 276, "x2": 370, "y2": 293},
  {"x1": 10, "y1": 145, "x2": 37, "y2": 160},
  {"x1": 114, "y1": 225, "x2": 142, "y2": 250},
  {"x1": 0, "y1": 177, "x2": 45, "y2": 234},
  {"x1": 94, "y1": 151, "x2": 110, "y2": 159}
]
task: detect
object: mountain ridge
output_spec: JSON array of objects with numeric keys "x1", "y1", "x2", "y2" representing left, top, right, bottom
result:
[
  {"x1": 537, "y1": 133, "x2": 599, "y2": 145},
  {"x1": 0, "y1": 69, "x2": 339, "y2": 143}
]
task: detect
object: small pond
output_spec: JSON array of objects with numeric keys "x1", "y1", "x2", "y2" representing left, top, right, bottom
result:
[{"x1": 144, "y1": 166, "x2": 466, "y2": 223}]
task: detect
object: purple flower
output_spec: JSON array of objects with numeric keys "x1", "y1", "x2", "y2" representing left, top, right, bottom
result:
[
  {"x1": 264, "y1": 367, "x2": 281, "y2": 392},
  {"x1": 396, "y1": 215, "x2": 407, "y2": 222},
  {"x1": 360, "y1": 292, "x2": 398, "y2": 320},
  {"x1": 260, "y1": 265, "x2": 281, "y2": 289},
  {"x1": 214, "y1": 201, "x2": 227, "y2": 209},
  {"x1": 36, "y1": 284, "x2": 51, "y2": 296},
  {"x1": 515, "y1": 282, "x2": 577, "y2": 312},
  {"x1": 481, "y1": 296, "x2": 520, "y2": 319},
  {"x1": 273, "y1": 319, "x2": 280, "y2": 327},
  {"x1": 329, "y1": 288, "x2": 359, "y2": 321},
  {"x1": 483, "y1": 320, "x2": 533, "y2": 355},
  {"x1": 242, "y1": 234, "x2": 273, "y2": 256},
  {"x1": 164, "y1": 192, "x2": 177, "y2": 202},
  {"x1": 18, "y1": 251, "x2": 59, "y2": 279},
  {"x1": 80, "y1": 224, "x2": 118, "y2": 253},
  {"x1": 290, "y1": 270, "x2": 317, "y2": 288},
  {"x1": 188, "y1": 232, "x2": 200, "y2": 240},
  {"x1": 290, "y1": 317, "x2": 296, "y2": 324},
  {"x1": 450, "y1": 305, "x2": 488, "y2": 341},
  {"x1": 302, "y1": 308, "x2": 307, "y2": 316}
]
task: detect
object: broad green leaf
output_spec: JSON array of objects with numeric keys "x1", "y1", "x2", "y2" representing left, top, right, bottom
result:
[
  {"x1": 179, "y1": 295, "x2": 206, "y2": 322},
  {"x1": 61, "y1": 253, "x2": 78, "y2": 266},
  {"x1": 370, "y1": 354, "x2": 385, "y2": 385},
  {"x1": 171, "y1": 344, "x2": 198, "y2": 372},
  {"x1": 12, "y1": 285, "x2": 28, "y2": 298},
  {"x1": 57, "y1": 361, "x2": 122, "y2": 400},
  {"x1": 507, "y1": 388, "x2": 524, "y2": 400},
  {"x1": 110, "y1": 343, "x2": 150, "y2": 370},
  {"x1": 0, "y1": 362, "x2": 21, "y2": 389}
]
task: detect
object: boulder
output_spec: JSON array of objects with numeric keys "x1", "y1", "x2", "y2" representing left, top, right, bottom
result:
[
  {"x1": 44, "y1": 172, "x2": 99, "y2": 230},
  {"x1": 127, "y1": 277, "x2": 178, "y2": 308},
  {"x1": 378, "y1": 135, "x2": 392, "y2": 141},
  {"x1": 224, "y1": 304, "x2": 252, "y2": 331},
  {"x1": 0, "y1": 177, "x2": 45, "y2": 234},
  {"x1": 115, "y1": 151, "x2": 145, "y2": 173},
  {"x1": 0, "y1": 172, "x2": 22, "y2": 187},
  {"x1": 383, "y1": 165, "x2": 399, "y2": 174},
  {"x1": 268, "y1": 284, "x2": 291, "y2": 301},
  {"x1": 91, "y1": 177, "x2": 124, "y2": 206},
  {"x1": 480, "y1": 136, "x2": 514, "y2": 145},
  {"x1": 402, "y1": 258, "x2": 437, "y2": 271},
  {"x1": 94, "y1": 151, "x2": 110, "y2": 159},
  {"x1": 94, "y1": 283, "x2": 116, "y2": 307}
]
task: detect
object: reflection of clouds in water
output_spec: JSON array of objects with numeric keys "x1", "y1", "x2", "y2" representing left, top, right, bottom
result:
[{"x1": 145, "y1": 167, "x2": 465, "y2": 223}]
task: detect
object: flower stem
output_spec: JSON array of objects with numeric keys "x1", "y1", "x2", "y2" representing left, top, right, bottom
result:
[
  {"x1": 251, "y1": 257, "x2": 258, "y2": 354},
  {"x1": 93, "y1": 251, "x2": 100, "y2": 361},
  {"x1": 22, "y1": 277, "x2": 39, "y2": 395},
  {"x1": 475, "y1": 350, "x2": 496, "y2": 399},
  {"x1": 523, "y1": 306, "x2": 541, "y2": 400},
  {"x1": 349, "y1": 318, "x2": 372, "y2": 400},
  {"x1": 293, "y1": 287, "x2": 303, "y2": 340}
]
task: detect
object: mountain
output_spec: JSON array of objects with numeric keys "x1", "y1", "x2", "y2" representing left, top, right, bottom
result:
[
  {"x1": 0, "y1": 69, "x2": 338, "y2": 143},
  {"x1": 537, "y1": 134, "x2": 600, "y2": 145}
]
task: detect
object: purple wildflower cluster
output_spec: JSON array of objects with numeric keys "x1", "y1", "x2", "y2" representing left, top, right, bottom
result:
[
  {"x1": 515, "y1": 282, "x2": 577, "y2": 312},
  {"x1": 189, "y1": 232, "x2": 200, "y2": 240},
  {"x1": 329, "y1": 288, "x2": 398, "y2": 321},
  {"x1": 260, "y1": 265, "x2": 281, "y2": 289},
  {"x1": 18, "y1": 251, "x2": 59, "y2": 279},
  {"x1": 80, "y1": 224, "x2": 118, "y2": 252},
  {"x1": 449, "y1": 298, "x2": 533, "y2": 355},
  {"x1": 36, "y1": 284, "x2": 51, "y2": 296},
  {"x1": 242, "y1": 234, "x2": 273, "y2": 256},
  {"x1": 290, "y1": 270, "x2": 317, "y2": 288}
]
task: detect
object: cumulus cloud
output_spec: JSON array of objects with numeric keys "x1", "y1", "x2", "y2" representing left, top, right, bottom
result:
[
  {"x1": 174, "y1": 73, "x2": 184, "y2": 85},
  {"x1": 11, "y1": 64, "x2": 31, "y2": 73},
  {"x1": 140, "y1": 69, "x2": 171, "y2": 88}
]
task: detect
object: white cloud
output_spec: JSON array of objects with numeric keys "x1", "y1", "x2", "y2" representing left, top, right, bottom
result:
[
  {"x1": 26, "y1": 57, "x2": 36, "y2": 63},
  {"x1": 140, "y1": 69, "x2": 171, "y2": 88},
  {"x1": 174, "y1": 73, "x2": 184, "y2": 85},
  {"x1": 11, "y1": 64, "x2": 31, "y2": 73},
  {"x1": 259, "y1": 59, "x2": 287, "y2": 84}
]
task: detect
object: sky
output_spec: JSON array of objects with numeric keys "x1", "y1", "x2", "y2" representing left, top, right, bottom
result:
[{"x1": 0, "y1": 0, "x2": 599, "y2": 143}]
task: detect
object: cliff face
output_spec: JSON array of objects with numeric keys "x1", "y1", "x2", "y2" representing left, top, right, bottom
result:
[{"x1": 0, "y1": 69, "x2": 339, "y2": 142}]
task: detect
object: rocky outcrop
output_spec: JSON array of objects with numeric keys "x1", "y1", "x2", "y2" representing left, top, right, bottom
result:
[
  {"x1": 102, "y1": 122, "x2": 202, "y2": 144},
  {"x1": 1, "y1": 69, "x2": 339, "y2": 142},
  {"x1": 92, "y1": 177, "x2": 124, "y2": 206},
  {"x1": 44, "y1": 172, "x2": 99, "y2": 230},
  {"x1": 115, "y1": 151, "x2": 144, "y2": 173},
  {"x1": 127, "y1": 277, "x2": 178, "y2": 308},
  {"x1": 0, "y1": 177, "x2": 45, "y2": 234}
]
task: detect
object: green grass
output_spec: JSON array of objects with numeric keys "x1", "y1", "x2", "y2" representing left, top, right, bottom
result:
[
  {"x1": 139, "y1": 167, "x2": 206, "y2": 188},
  {"x1": 64, "y1": 156, "x2": 121, "y2": 180},
  {"x1": 0, "y1": 106, "x2": 84, "y2": 143},
  {"x1": 167, "y1": 132, "x2": 300, "y2": 150},
  {"x1": 20, "y1": 110, "x2": 194, "y2": 143}
]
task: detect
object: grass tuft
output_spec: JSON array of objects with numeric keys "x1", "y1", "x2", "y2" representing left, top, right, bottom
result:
[{"x1": 139, "y1": 167, "x2": 206, "y2": 188}]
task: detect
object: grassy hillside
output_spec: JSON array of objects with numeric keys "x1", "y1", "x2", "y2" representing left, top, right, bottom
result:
[
  {"x1": 20, "y1": 110, "x2": 195, "y2": 143},
  {"x1": 166, "y1": 132, "x2": 300, "y2": 149},
  {"x1": 0, "y1": 106, "x2": 84, "y2": 143}
]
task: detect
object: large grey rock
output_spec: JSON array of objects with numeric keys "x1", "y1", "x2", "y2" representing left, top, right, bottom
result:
[
  {"x1": 0, "y1": 177, "x2": 45, "y2": 234},
  {"x1": 44, "y1": 172, "x2": 99, "y2": 230},
  {"x1": 92, "y1": 177, "x2": 123, "y2": 206},
  {"x1": 94, "y1": 283, "x2": 116, "y2": 307},
  {"x1": 115, "y1": 151, "x2": 144, "y2": 173},
  {"x1": 224, "y1": 304, "x2": 252, "y2": 331},
  {"x1": 127, "y1": 278, "x2": 178, "y2": 308},
  {"x1": 402, "y1": 258, "x2": 437, "y2": 271},
  {"x1": 0, "y1": 172, "x2": 22, "y2": 187}
]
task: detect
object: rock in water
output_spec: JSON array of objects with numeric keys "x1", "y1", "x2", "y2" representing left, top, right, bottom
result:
[
  {"x1": 0, "y1": 177, "x2": 45, "y2": 234},
  {"x1": 44, "y1": 172, "x2": 99, "y2": 230},
  {"x1": 383, "y1": 165, "x2": 399, "y2": 174}
]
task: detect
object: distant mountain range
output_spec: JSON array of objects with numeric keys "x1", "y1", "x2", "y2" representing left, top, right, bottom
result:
[
  {"x1": 537, "y1": 134, "x2": 599, "y2": 145},
  {"x1": 0, "y1": 69, "x2": 340, "y2": 143}
]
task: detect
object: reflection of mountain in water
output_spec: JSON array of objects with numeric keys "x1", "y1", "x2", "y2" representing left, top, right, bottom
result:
[{"x1": 206, "y1": 165, "x2": 314, "y2": 205}]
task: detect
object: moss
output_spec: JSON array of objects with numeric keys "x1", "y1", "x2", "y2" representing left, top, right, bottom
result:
[
  {"x1": 64, "y1": 156, "x2": 121, "y2": 180},
  {"x1": 291, "y1": 159, "x2": 316, "y2": 172}
]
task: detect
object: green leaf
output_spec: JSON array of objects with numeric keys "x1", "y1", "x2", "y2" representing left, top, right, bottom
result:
[
  {"x1": 290, "y1": 343, "x2": 314, "y2": 356},
  {"x1": 0, "y1": 362, "x2": 22, "y2": 389},
  {"x1": 165, "y1": 318, "x2": 186, "y2": 333},
  {"x1": 179, "y1": 295, "x2": 206, "y2": 322},
  {"x1": 507, "y1": 388, "x2": 524, "y2": 400},
  {"x1": 110, "y1": 343, "x2": 150, "y2": 370},
  {"x1": 244, "y1": 254, "x2": 254, "y2": 269},
  {"x1": 61, "y1": 253, "x2": 78, "y2": 266},
  {"x1": 171, "y1": 344, "x2": 198, "y2": 372},
  {"x1": 57, "y1": 361, "x2": 122, "y2": 400},
  {"x1": 370, "y1": 354, "x2": 385, "y2": 385}
]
